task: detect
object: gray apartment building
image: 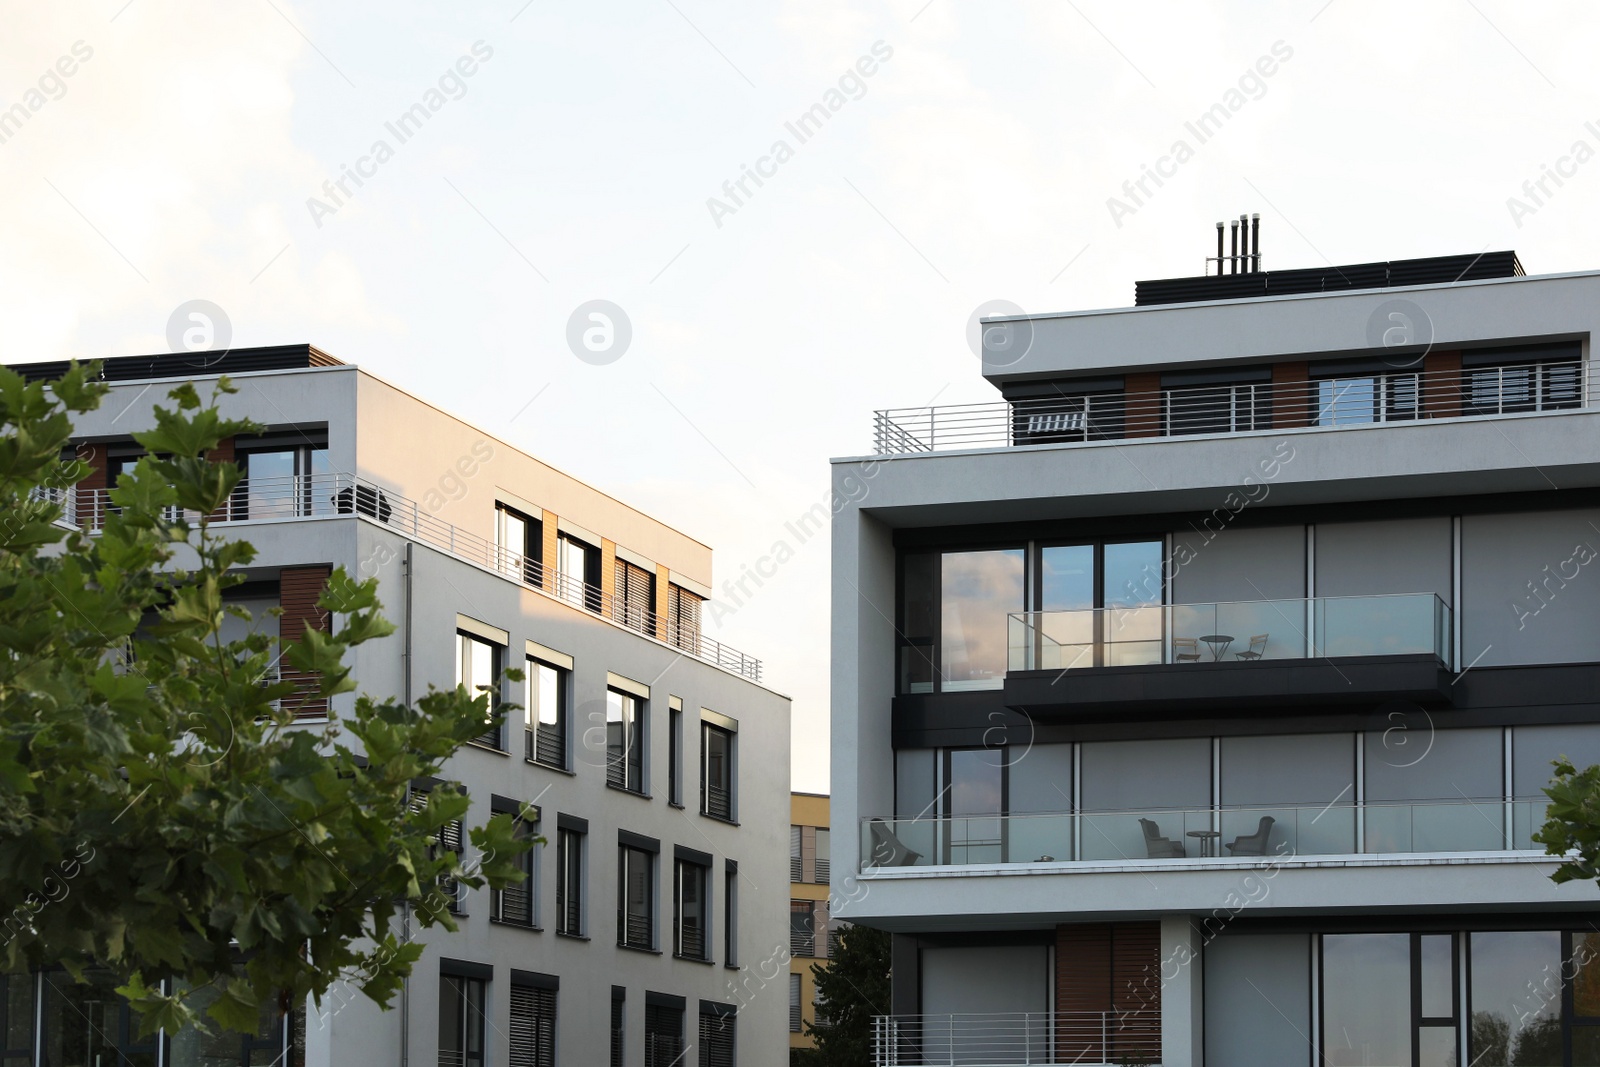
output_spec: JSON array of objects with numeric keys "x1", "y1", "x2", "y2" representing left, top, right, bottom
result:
[
  {"x1": 6, "y1": 347, "x2": 790, "y2": 1067},
  {"x1": 833, "y1": 245, "x2": 1600, "y2": 1066}
]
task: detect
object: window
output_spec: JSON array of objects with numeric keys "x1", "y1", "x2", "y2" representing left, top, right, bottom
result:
[
  {"x1": 614, "y1": 557, "x2": 655, "y2": 631},
  {"x1": 411, "y1": 781, "x2": 465, "y2": 916},
  {"x1": 495, "y1": 503, "x2": 542, "y2": 585},
  {"x1": 789, "y1": 974, "x2": 803, "y2": 1032},
  {"x1": 491, "y1": 808, "x2": 538, "y2": 929},
  {"x1": 526, "y1": 658, "x2": 569, "y2": 769},
  {"x1": 644, "y1": 1001, "x2": 684, "y2": 1067},
  {"x1": 814, "y1": 828, "x2": 830, "y2": 885},
  {"x1": 168, "y1": 981, "x2": 289, "y2": 1066},
  {"x1": 1, "y1": 973, "x2": 31, "y2": 1065},
  {"x1": 724, "y1": 863, "x2": 739, "y2": 966},
  {"x1": 509, "y1": 979, "x2": 557, "y2": 1067},
  {"x1": 438, "y1": 974, "x2": 486, "y2": 1067},
  {"x1": 557, "y1": 533, "x2": 601, "y2": 611},
  {"x1": 701, "y1": 721, "x2": 734, "y2": 821},
  {"x1": 610, "y1": 992, "x2": 625, "y2": 1067},
  {"x1": 1164, "y1": 378, "x2": 1270, "y2": 435},
  {"x1": 1463, "y1": 348, "x2": 1583, "y2": 416},
  {"x1": 1315, "y1": 371, "x2": 1419, "y2": 426},
  {"x1": 606, "y1": 688, "x2": 645, "y2": 793},
  {"x1": 790, "y1": 827, "x2": 803, "y2": 882},
  {"x1": 669, "y1": 706, "x2": 683, "y2": 806},
  {"x1": 674, "y1": 857, "x2": 709, "y2": 960},
  {"x1": 667, "y1": 583, "x2": 703, "y2": 652},
  {"x1": 457, "y1": 630, "x2": 504, "y2": 749},
  {"x1": 698, "y1": 1005, "x2": 735, "y2": 1067},
  {"x1": 41, "y1": 973, "x2": 159, "y2": 1067},
  {"x1": 556, "y1": 826, "x2": 584, "y2": 936},
  {"x1": 790, "y1": 900, "x2": 815, "y2": 957},
  {"x1": 234, "y1": 435, "x2": 330, "y2": 519},
  {"x1": 618, "y1": 845, "x2": 654, "y2": 949},
  {"x1": 1321, "y1": 933, "x2": 1457, "y2": 1067}
]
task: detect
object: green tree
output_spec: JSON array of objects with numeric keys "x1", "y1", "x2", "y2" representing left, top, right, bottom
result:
[
  {"x1": 0, "y1": 365, "x2": 529, "y2": 1038},
  {"x1": 802, "y1": 923, "x2": 892, "y2": 1067},
  {"x1": 1535, "y1": 757, "x2": 1600, "y2": 887}
]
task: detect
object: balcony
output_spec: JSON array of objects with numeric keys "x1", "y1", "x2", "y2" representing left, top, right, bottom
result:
[
  {"x1": 860, "y1": 797, "x2": 1549, "y2": 871},
  {"x1": 871, "y1": 358, "x2": 1587, "y2": 454},
  {"x1": 1004, "y1": 593, "x2": 1453, "y2": 715},
  {"x1": 871, "y1": 1011, "x2": 1159, "y2": 1066},
  {"x1": 58, "y1": 473, "x2": 763, "y2": 682}
]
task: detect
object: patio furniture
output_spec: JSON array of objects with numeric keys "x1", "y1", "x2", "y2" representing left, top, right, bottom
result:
[
  {"x1": 1224, "y1": 816, "x2": 1276, "y2": 857},
  {"x1": 868, "y1": 819, "x2": 923, "y2": 867},
  {"x1": 1199, "y1": 634, "x2": 1235, "y2": 660},
  {"x1": 1172, "y1": 637, "x2": 1202, "y2": 663},
  {"x1": 1139, "y1": 818, "x2": 1186, "y2": 858},
  {"x1": 1235, "y1": 633, "x2": 1270, "y2": 661},
  {"x1": 1187, "y1": 829, "x2": 1222, "y2": 857}
]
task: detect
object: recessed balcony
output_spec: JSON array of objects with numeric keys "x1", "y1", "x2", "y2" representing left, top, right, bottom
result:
[
  {"x1": 1003, "y1": 593, "x2": 1454, "y2": 715},
  {"x1": 860, "y1": 796, "x2": 1547, "y2": 872}
]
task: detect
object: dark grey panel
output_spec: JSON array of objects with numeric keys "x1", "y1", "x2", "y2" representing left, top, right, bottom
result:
[
  {"x1": 1220, "y1": 734, "x2": 1353, "y2": 806},
  {"x1": 895, "y1": 749, "x2": 936, "y2": 820},
  {"x1": 1513, "y1": 723, "x2": 1600, "y2": 797},
  {"x1": 1462, "y1": 509, "x2": 1600, "y2": 666},
  {"x1": 920, "y1": 945, "x2": 1049, "y2": 1016},
  {"x1": 1365, "y1": 726, "x2": 1502, "y2": 801},
  {"x1": 1080, "y1": 737, "x2": 1210, "y2": 811},
  {"x1": 1316, "y1": 517, "x2": 1453, "y2": 604},
  {"x1": 1171, "y1": 525, "x2": 1305, "y2": 604},
  {"x1": 1204, "y1": 934, "x2": 1312, "y2": 1067}
]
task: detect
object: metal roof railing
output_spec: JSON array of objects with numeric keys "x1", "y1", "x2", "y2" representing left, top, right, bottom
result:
[{"x1": 61, "y1": 472, "x2": 763, "y2": 682}]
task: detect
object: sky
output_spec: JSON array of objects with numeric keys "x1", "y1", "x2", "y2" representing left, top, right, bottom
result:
[{"x1": 4, "y1": 0, "x2": 1600, "y2": 793}]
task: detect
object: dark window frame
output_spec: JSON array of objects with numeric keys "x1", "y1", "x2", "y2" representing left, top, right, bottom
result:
[
  {"x1": 526, "y1": 657, "x2": 570, "y2": 771},
  {"x1": 457, "y1": 630, "x2": 505, "y2": 751}
]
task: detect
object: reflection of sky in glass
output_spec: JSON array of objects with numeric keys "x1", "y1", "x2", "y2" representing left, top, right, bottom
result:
[
  {"x1": 1470, "y1": 931, "x2": 1561, "y2": 1067},
  {"x1": 1323, "y1": 933, "x2": 1409, "y2": 1067},
  {"x1": 1040, "y1": 545, "x2": 1093, "y2": 611},
  {"x1": 948, "y1": 749, "x2": 1003, "y2": 816},
  {"x1": 1319, "y1": 378, "x2": 1377, "y2": 426},
  {"x1": 246, "y1": 450, "x2": 295, "y2": 517},
  {"x1": 1103, "y1": 542, "x2": 1162, "y2": 608},
  {"x1": 941, "y1": 549, "x2": 1024, "y2": 690}
]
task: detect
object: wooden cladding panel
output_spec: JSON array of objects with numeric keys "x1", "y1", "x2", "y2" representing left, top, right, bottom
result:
[
  {"x1": 1422, "y1": 350, "x2": 1463, "y2": 418},
  {"x1": 1123, "y1": 372, "x2": 1161, "y2": 437},
  {"x1": 655, "y1": 565, "x2": 671, "y2": 641},
  {"x1": 76, "y1": 443, "x2": 109, "y2": 491},
  {"x1": 1056, "y1": 921, "x2": 1160, "y2": 1063},
  {"x1": 279, "y1": 565, "x2": 332, "y2": 719},
  {"x1": 1271, "y1": 361, "x2": 1310, "y2": 428},
  {"x1": 541, "y1": 513, "x2": 560, "y2": 594}
]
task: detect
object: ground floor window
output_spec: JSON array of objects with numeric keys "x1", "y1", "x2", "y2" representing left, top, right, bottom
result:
[{"x1": 1319, "y1": 928, "x2": 1600, "y2": 1067}]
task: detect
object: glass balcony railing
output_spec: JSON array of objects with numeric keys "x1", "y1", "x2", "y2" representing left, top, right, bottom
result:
[
  {"x1": 1008, "y1": 592, "x2": 1453, "y2": 672},
  {"x1": 861, "y1": 798, "x2": 1548, "y2": 870}
]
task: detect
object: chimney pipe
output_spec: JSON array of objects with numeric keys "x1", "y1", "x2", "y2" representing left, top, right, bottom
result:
[
  {"x1": 1229, "y1": 221, "x2": 1239, "y2": 274},
  {"x1": 1239, "y1": 215, "x2": 1249, "y2": 273},
  {"x1": 1251, "y1": 213, "x2": 1261, "y2": 272},
  {"x1": 1215, "y1": 222, "x2": 1224, "y2": 275}
]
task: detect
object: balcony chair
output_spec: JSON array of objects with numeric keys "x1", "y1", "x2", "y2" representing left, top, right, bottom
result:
[
  {"x1": 1235, "y1": 634, "x2": 1270, "y2": 661},
  {"x1": 1138, "y1": 818, "x2": 1186, "y2": 858},
  {"x1": 868, "y1": 819, "x2": 923, "y2": 867},
  {"x1": 1172, "y1": 638, "x2": 1202, "y2": 663},
  {"x1": 1224, "y1": 816, "x2": 1276, "y2": 857}
]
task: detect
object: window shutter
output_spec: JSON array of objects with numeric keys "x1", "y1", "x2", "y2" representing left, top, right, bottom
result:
[
  {"x1": 279, "y1": 565, "x2": 332, "y2": 718},
  {"x1": 668, "y1": 584, "x2": 703, "y2": 651},
  {"x1": 614, "y1": 559, "x2": 655, "y2": 632},
  {"x1": 698, "y1": 1010, "x2": 734, "y2": 1067},
  {"x1": 644, "y1": 1004, "x2": 683, "y2": 1067},
  {"x1": 610, "y1": 996, "x2": 625, "y2": 1067},
  {"x1": 789, "y1": 974, "x2": 802, "y2": 1032},
  {"x1": 790, "y1": 826, "x2": 803, "y2": 882},
  {"x1": 509, "y1": 985, "x2": 556, "y2": 1067}
]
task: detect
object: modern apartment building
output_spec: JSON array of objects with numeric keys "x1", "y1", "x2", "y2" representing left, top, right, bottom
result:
[
  {"x1": 789, "y1": 792, "x2": 833, "y2": 1057},
  {"x1": 10, "y1": 346, "x2": 791, "y2": 1067},
  {"x1": 833, "y1": 245, "x2": 1600, "y2": 1066}
]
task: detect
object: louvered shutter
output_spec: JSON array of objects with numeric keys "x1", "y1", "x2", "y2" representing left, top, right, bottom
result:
[
  {"x1": 610, "y1": 997, "x2": 625, "y2": 1067},
  {"x1": 411, "y1": 786, "x2": 463, "y2": 913},
  {"x1": 644, "y1": 1004, "x2": 683, "y2": 1067},
  {"x1": 698, "y1": 1009, "x2": 734, "y2": 1067},
  {"x1": 614, "y1": 559, "x2": 655, "y2": 632},
  {"x1": 668, "y1": 583, "x2": 703, "y2": 652},
  {"x1": 789, "y1": 826, "x2": 803, "y2": 882},
  {"x1": 509, "y1": 985, "x2": 556, "y2": 1067}
]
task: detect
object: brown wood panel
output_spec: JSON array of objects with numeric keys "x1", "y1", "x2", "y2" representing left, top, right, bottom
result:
[
  {"x1": 541, "y1": 513, "x2": 559, "y2": 594},
  {"x1": 279, "y1": 565, "x2": 332, "y2": 719},
  {"x1": 1423, "y1": 350, "x2": 1462, "y2": 418},
  {"x1": 600, "y1": 537, "x2": 617, "y2": 609},
  {"x1": 1124, "y1": 372, "x2": 1161, "y2": 437},
  {"x1": 1272, "y1": 361, "x2": 1310, "y2": 428},
  {"x1": 655, "y1": 565, "x2": 671, "y2": 641},
  {"x1": 1057, "y1": 923, "x2": 1113, "y2": 1062}
]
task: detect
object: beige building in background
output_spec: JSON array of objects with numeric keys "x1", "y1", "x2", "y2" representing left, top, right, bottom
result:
[{"x1": 789, "y1": 792, "x2": 832, "y2": 1057}]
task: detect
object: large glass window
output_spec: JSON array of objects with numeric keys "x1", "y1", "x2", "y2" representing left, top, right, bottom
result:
[
  {"x1": 1, "y1": 974, "x2": 32, "y2": 1066},
  {"x1": 1322, "y1": 933, "x2": 1411, "y2": 1067},
  {"x1": 607, "y1": 689, "x2": 645, "y2": 793},
  {"x1": 900, "y1": 552, "x2": 938, "y2": 693},
  {"x1": 236, "y1": 441, "x2": 330, "y2": 519},
  {"x1": 945, "y1": 748, "x2": 1005, "y2": 864},
  {"x1": 556, "y1": 828, "x2": 584, "y2": 936},
  {"x1": 557, "y1": 533, "x2": 601, "y2": 611},
  {"x1": 940, "y1": 549, "x2": 1025, "y2": 691},
  {"x1": 495, "y1": 503, "x2": 542, "y2": 585},
  {"x1": 457, "y1": 631, "x2": 504, "y2": 750},
  {"x1": 701, "y1": 722, "x2": 734, "y2": 821},
  {"x1": 1469, "y1": 930, "x2": 1561, "y2": 1066},
  {"x1": 526, "y1": 658, "x2": 568, "y2": 769},
  {"x1": 618, "y1": 846, "x2": 654, "y2": 949},
  {"x1": 673, "y1": 859, "x2": 708, "y2": 960},
  {"x1": 439, "y1": 974, "x2": 486, "y2": 1067},
  {"x1": 41, "y1": 974, "x2": 160, "y2": 1067}
]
